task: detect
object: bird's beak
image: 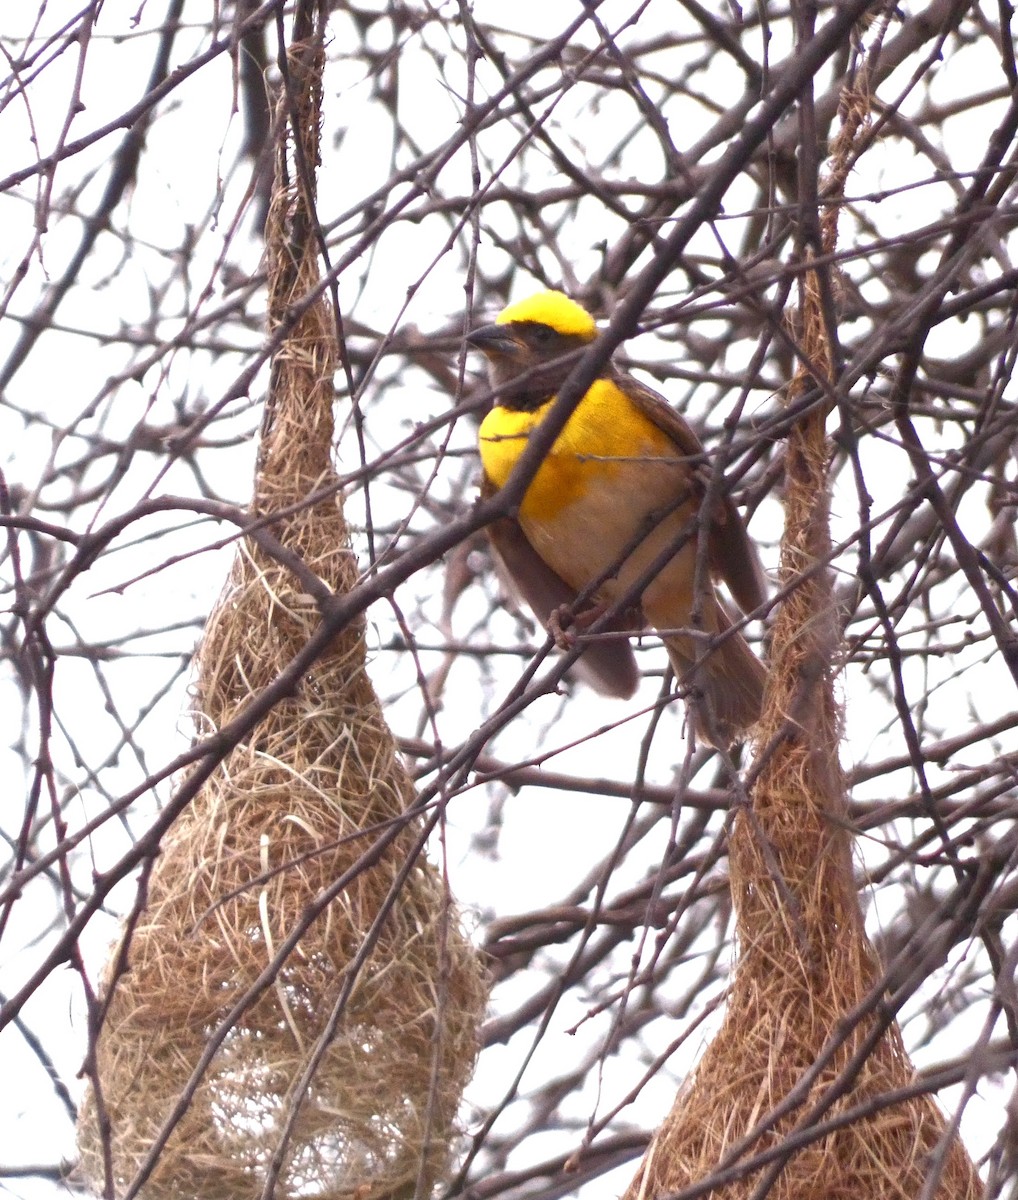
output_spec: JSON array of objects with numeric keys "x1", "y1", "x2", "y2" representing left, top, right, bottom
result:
[{"x1": 466, "y1": 323, "x2": 520, "y2": 357}]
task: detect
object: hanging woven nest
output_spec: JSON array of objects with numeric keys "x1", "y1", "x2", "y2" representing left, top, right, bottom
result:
[
  {"x1": 623, "y1": 71, "x2": 980, "y2": 1200},
  {"x1": 76, "y1": 16, "x2": 487, "y2": 1200}
]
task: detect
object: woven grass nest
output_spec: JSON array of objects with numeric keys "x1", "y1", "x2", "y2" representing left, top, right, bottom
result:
[
  {"x1": 623, "y1": 262, "x2": 980, "y2": 1199},
  {"x1": 76, "y1": 510, "x2": 487, "y2": 1200},
  {"x1": 76, "y1": 28, "x2": 487, "y2": 1200}
]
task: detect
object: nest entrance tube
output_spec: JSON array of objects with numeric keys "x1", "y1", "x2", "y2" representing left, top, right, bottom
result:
[
  {"x1": 76, "y1": 14, "x2": 486, "y2": 1200},
  {"x1": 623, "y1": 75, "x2": 981, "y2": 1200}
]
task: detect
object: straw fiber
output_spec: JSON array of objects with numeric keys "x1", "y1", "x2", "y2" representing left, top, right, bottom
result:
[
  {"x1": 624, "y1": 76, "x2": 980, "y2": 1200},
  {"x1": 77, "y1": 25, "x2": 486, "y2": 1200}
]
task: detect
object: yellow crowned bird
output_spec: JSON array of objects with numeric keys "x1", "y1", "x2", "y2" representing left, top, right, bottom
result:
[{"x1": 469, "y1": 290, "x2": 767, "y2": 747}]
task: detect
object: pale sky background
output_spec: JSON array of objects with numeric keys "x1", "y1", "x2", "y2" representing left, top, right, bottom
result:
[{"x1": 2, "y1": 2, "x2": 1016, "y2": 1197}]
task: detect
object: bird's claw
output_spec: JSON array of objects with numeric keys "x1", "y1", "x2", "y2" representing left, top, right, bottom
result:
[{"x1": 548, "y1": 601, "x2": 608, "y2": 650}]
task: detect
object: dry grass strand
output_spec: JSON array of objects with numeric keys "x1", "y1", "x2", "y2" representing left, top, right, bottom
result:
[
  {"x1": 623, "y1": 60, "x2": 981, "y2": 1200},
  {"x1": 76, "y1": 23, "x2": 487, "y2": 1200}
]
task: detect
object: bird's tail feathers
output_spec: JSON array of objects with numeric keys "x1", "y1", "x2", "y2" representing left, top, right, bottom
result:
[{"x1": 664, "y1": 607, "x2": 765, "y2": 748}]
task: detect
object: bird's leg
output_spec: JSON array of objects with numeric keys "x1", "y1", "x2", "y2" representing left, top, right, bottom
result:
[
  {"x1": 547, "y1": 600, "x2": 610, "y2": 650},
  {"x1": 548, "y1": 598, "x2": 644, "y2": 649}
]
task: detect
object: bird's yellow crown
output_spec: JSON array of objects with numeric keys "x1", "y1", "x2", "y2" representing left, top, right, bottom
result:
[{"x1": 495, "y1": 290, "x2": 597, "y2": 340}]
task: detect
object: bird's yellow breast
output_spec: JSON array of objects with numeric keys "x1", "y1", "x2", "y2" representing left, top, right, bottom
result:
[{"x1": 478, "y1": 379, "x2": 674, "y2": 522}]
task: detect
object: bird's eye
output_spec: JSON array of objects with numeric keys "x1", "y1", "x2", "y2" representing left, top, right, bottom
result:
[{"x1": 529, "y1": 324, "x2": 555, "y2": 345}]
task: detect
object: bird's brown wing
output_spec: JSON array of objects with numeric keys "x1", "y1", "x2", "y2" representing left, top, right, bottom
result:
[
  {"x1": 614, "y1": 373, "x2": 766, "y2": 615},
  {"x1": 482, "y1": 480, "x2": 641, "y2": 699}
]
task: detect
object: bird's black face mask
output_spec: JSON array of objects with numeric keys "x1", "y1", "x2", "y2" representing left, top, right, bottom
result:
[{"x1": 468, "y1": 320, "x2": 592, "y2": 411}]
